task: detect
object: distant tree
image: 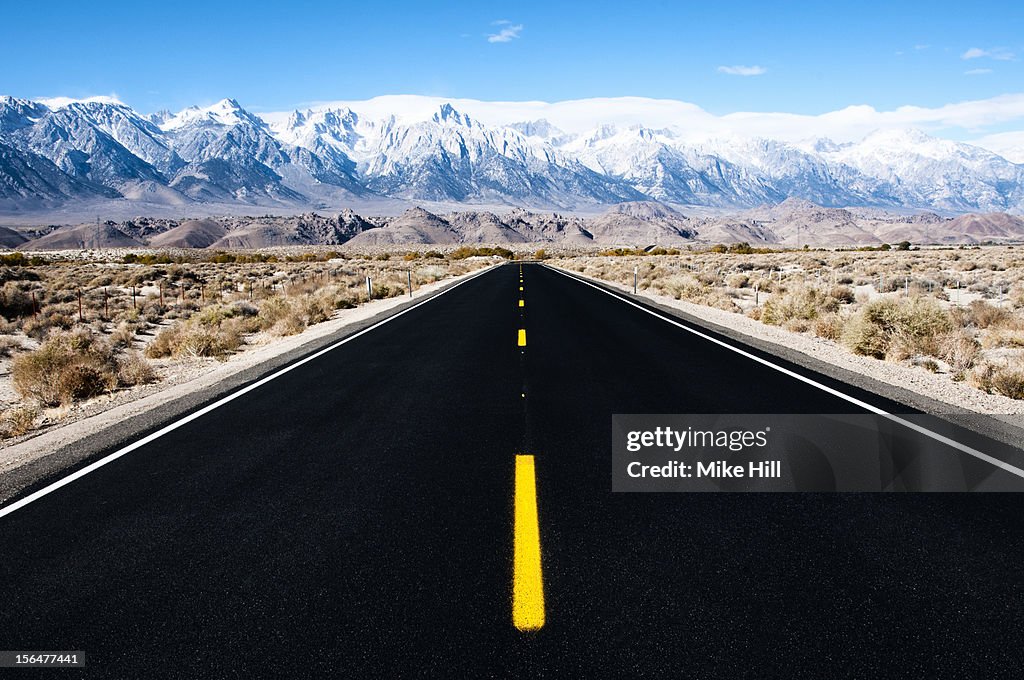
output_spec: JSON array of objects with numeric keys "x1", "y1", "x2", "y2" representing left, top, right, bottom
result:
[{"x1": 897, "y1": 241, "x2": 912, "y2": 251}]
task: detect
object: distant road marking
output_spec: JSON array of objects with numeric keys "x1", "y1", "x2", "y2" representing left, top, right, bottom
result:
[
  {"x1": 518, "y1": 329, "x2": 527, "y2": 347},
  {"x1": 0, "y1": 265, "x2": 500, "y2": 520},
  {"x1": 519, "y1": 300, "x2": 525, "y2": 308},
  {"x1": 513, "y1": 454, "x2": 545, "y2": 631},
  {"x1": 519, "y1": 286, "x2": 524, "y2": 291},
  {"x1": 546, "y1": 265, "x2": 1024, "y2": 480}
]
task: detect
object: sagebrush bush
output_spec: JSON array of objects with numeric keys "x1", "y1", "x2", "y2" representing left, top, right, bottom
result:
[
  {"x1": 938, "y1": 331, "x2": 980, "y2": 372},
  {"x1": 256, "y1": 296, "x2": 294, "y2": 330},
  {"x1": 1, "y1": 405, "x2": 37, "y2": 438},
  {"x1": 146, "y1": 321, "x2": 242, "y2": 359},
  {"x1": 12, "y1": 329, "x2": 120, "y2": 406},
  {"x1": 970, "y1": 362, "x2": 1024, "y2": 400},
  {"x1": 117, "y1": 351, "x2": 157, "y2": 386},
  {"x1": 954, "y1": 300, "x2": 1009, "y2": 329},
  {"x1": 21, "y1": 304, "x2": 76, "y2": 340},
  {"x1": 0, "y1": 282, "x2": 35, "y2": 318},
  {"x1": 761, "y1": 287, "x2": 838, "y2": 326},
  {"x1": 109, "y1": 321, "x2": 136, "y2": 348},
  {"x1": 0, "y1": 335, "x2": 24, "y2": 357},
  {"x1": 812, "y1": 313, "x2": 844, "y2": 341},
  {"x1": 842, "y1": 297, "x2": 952, "y2": 360}
]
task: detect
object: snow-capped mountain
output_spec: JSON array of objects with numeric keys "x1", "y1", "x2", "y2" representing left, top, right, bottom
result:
[
  {"x1": 2, "y1": 94, "x2": 1024, "y2": 215},
  {"x1": 818, "y1": 129, "x2": 1024, "y2": 212},
  {"x1": 274, "y1": 102, "x2": 642, "y2": 205}
]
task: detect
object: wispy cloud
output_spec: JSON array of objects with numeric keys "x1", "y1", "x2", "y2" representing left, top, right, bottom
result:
[
  {"x1": 487, "y1": 21, "x2": 523, "y2": 43},
  {"x1": 717, "y1": 65, "x2": 767, "y2": 76},
  {"x1": 965, "y1": 68, "x2": 993, "y2": 75},
  {"x1": 914, "y1": 44, "x2": 930, "y2": 51},
  {"x1": 962, "y1": 46, "x2": 1015, "y2": 61}
]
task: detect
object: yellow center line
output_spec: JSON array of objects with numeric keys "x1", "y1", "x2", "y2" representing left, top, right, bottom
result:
[
  {"x1": 519, "y1": 286, "x2": 524, "y2": 291},
  {"x1": 513, "y1": 454, "x2": 545, "y2": 631},
  {"x1": 519, "y1": 299, "x2": 525, "y2": 308},
  {"x1": 517, "y1": 328, "x2": 527, "y2": 346}
]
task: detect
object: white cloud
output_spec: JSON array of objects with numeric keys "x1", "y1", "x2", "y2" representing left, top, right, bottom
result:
[
  {"x1": 965, "y1": 68, "x2": 993, "y2": 75},
  {"x1": 272, "y1": 92, "x2": 1024, "y2": 146},
  {"x1": 487, "y1": 23, "x2": 523, "y2": 43},
  {"x1": 962, "y1": 47, "x2": 1015, "y2": 61},
  {"x1": 717, "y1": 65, "x2": 767, "y2": 76},
  {"x1": 914, "y1": 44, "x2": 929, "y2": 50},
  {"x1": 35, "y1": 94, "x2": 123, "y2": 109},
  {"x1": 971, "y1": 130, "x2": 1024, "y2": 162}
]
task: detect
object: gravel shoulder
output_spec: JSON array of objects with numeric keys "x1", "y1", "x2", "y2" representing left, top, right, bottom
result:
[
  {"x1": 0, "y1": 265, "x2": 494, "y2": 504},
  {"x1": 547, "y1": 263, "x2": 1024, "y2": 448}
]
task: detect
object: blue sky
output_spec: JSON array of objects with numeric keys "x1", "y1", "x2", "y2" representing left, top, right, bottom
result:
[{"x1": 2, "y1": 0, "x2": 1022, "y2": 118}]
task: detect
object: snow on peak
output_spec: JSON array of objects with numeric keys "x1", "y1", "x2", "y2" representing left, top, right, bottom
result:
[
  {"x1": 35, "y1": 95, "x2": 125, "y2": 110},
  {"x1": 432, "y1": 103, "x2": 473, "y2": 126},
  {"x1": 160, "y1": 98, "x2": 254, "y2": 131},
  {"x1": 859, "y1": 127, "x2": 935, "y2": 148}
]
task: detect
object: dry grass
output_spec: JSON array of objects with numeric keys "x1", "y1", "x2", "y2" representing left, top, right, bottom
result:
[{"x1": 12, "y1": 329, "x2": 123, "y2": 406}]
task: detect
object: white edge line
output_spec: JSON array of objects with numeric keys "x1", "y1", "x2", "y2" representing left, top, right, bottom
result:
[
  {"x1": 0, "y1": 264, "x2": 500, "y2": 519},
  {"x1": 546, "y1": 264, "x2": 1024, "y2": 480}
]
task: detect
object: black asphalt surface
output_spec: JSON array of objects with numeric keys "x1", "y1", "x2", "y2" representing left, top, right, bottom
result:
[{"x1": 1, "y1": 262, "x2": 1023, "y2": 678}]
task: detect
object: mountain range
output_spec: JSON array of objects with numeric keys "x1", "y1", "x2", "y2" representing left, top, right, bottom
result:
[{"x1": 2, "y1": 95, "x2": 1024, "y2": 218}]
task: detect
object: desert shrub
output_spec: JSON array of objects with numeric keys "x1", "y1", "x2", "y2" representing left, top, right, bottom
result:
[
  {"x1": 271, "y1": 313, "x2": 306, "y2": 336},
  {"x1": 230, "y1": 300, "x2": 259, "y2": 317},
  {"x1": 970, "y1": 363, "x2": 1024, "y2": 400},
  {"x1": 979, "y1": 313, "x2": 1024, "y2": 348},
  {"x1": 195, "y1": 304, "x2": 236, "y2": 328},
  {"x1": 21, "y1": 304, "x2": 77, "y2": 340},
  {"x1": 109, "y1": 321, "x2": 136, "y2": 348},
  {"x1": 842, "y1": 297, "x2": 952, "y2": 360},
  {"x1": 726, "y1": 273, "x2": 750, "y2": 288},
  {"x1": 146, "y1": 321, "x2": 242, "y2": 360},
  {"x1": 828, "y1": 285, "x2": 856, "y2": 304},
  {"x1": 55, "y1": 365, "x2": 112, "y2": 402},
  {"x1": 256, "y1": 296, "x2": 294, "y2": 331},
  {"x1": 1011, "y1": 285, "x2": 1024, "y2": 310},
  {"x1": 955, "y1": 300, "x2": 1009, "y2": 329},
  {"x1": 12, "y1": 329, "x2": 120, "y2": 406},
  {"x1": 783, "y1": 318, "x2": 812, "y2": 333},
  {"x1": 117, "y1": 351, "x2": 157, "y2": 386},
  {"x1": 1, "y1": 405, "x2": 37, "y2": 438},
  {"x1": 0, "y1": 282, "x2": 35, "y2": 318},
  {"x1": 761, "y1": 287, "x2": 838, "y2": 326},
  {"x1": 370, "y1": 284, "x2": 393, "y2": 300},
  {"x1": 938, "y1": 331, "x2": 981, "y2": 372},
  {"x1": 0, "y1": 335, "x2": 24, "y2": 357},
  {"x1": 812, "y1": 313, "x2": 844, "y2": 341},
  {"x1": 144, "y1": 325, "x2": 178, "y2": 359},
  {"x1": 991, "y1": 368, "x2": 1024, "y2": 399}
]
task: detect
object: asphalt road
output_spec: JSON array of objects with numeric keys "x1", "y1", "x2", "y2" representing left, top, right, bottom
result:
[{"x1": 1, "y1": 262, "x2": 1023, "y2": 678}]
